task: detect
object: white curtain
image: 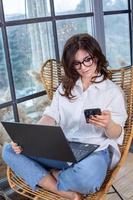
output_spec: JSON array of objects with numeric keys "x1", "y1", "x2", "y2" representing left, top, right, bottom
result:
[{"x1": 25, "y1": 0, "x2": 54, "y2": 68}]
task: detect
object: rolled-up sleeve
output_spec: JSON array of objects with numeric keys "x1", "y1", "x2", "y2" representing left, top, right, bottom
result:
[
  {"x1": 43, "y1": 86, "x2": 61, "y2": 124},
  {"x1": 109, "y1": 87, "x2": 128, "y2": 144}
]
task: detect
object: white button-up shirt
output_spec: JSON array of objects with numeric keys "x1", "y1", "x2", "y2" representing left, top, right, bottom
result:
[{"x1": 43, "y1": 76, "x2": 127, "y2": 169}]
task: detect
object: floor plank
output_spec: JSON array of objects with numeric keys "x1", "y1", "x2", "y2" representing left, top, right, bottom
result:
[{"x1": 107, "y1": 152, "x2": 133, "y2": 200}]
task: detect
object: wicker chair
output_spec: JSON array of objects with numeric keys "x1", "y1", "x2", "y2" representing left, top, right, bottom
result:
[{"x1": 7, "y1": 60, "x2": 133, "y2": 200}]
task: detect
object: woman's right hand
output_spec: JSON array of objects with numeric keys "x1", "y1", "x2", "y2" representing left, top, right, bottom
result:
[{"x1": 11, "y1": 142, "x2": 23, "y2": 154}]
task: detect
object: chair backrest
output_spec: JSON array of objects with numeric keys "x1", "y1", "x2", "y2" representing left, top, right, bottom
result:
[
  {"x1": 40, "y1": 60, "x2": 133, "y2": 155},
  {"x1": 40, "y1": 59, "x2": 64, "y2": 100},
  {"x1": 110, "y1": 66, "x2": 133, "y2": 154},
  {"x1": 101, "y1": 66, "x2": 133, "y2": 194}
]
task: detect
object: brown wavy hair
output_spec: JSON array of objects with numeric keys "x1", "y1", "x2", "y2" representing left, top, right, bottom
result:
[{"x1": 61, "y1": 33, "x2": 110, "y2": 99}]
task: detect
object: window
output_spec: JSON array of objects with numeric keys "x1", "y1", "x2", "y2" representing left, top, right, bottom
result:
[
  {"x1": 104, "y1": 14, "x2": 130, "y2": 67},
  {"x1": 56, "y1": 17, "x2": 93, "y2": 57},
  {"x1": 54, "y1": 0, "x2": 92, "y2": 15},
  {"x1": 103, "y1": 0, "x2": 128, "y2": 11},
  {"x1": 18, "y1": 95, "x2": 50, "y2": 123},
  {"x1": 3, "y1": 0, "x2": 51, "y2": 20},
  {"x1": 0, "y1": 30, "x2": 11, "y2": 102},
  {"x1": 103, "y1": 0, "x2": 131, "y2": 68},
  {"x1": 7, "y1": 22, "x2": 54, "y2": 98}
]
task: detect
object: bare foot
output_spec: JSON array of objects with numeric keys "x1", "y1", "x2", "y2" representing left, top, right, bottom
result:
[
  {"x1": 72, "y1": 192, "x2": 81, "y2": 200},
  {"x1": 51, "y1": 170, "x2": 81, "y2": 200},
  {"x1": 39, "y1": 171, "x2": 81, "y2": 200}
]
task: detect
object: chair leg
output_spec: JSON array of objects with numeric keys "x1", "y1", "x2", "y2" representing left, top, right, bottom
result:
[{"x1": 112, "y1": 185, "x2": 125, "y2": 200}]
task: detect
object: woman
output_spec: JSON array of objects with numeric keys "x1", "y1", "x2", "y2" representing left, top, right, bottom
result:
[{"x1": 2, "y1": 33, "x2": 127, "y2": 200}]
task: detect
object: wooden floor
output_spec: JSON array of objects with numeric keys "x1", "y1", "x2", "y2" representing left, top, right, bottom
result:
[{"x1": 107, "y1": 152, "x2": 133, "y2": 200}]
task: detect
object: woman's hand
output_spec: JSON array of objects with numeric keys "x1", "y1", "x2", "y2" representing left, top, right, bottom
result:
[
  {"x1": 88, "y1": 110, "x2": 112, "y2": 129},
  {"x1": 88, "y1": 110, "x2": 122, "y2": 138},
  {"x1": 11, "y1": 142, "x2": 23, "y2": 154}
]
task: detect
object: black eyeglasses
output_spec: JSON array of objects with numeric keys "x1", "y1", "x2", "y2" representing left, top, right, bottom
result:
[{"x1": 73, "y1": 56, "x2": 94, "y2": 70}]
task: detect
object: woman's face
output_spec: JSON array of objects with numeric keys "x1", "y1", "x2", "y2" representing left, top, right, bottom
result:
[{"x1": 73, "y1": 49, "x2": 97, "y2": 79}]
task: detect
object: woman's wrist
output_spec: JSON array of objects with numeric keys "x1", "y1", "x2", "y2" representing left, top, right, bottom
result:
[
  {"x1": 104, "y1": 120, "x2": 114, "y2": 138},
  {"x1": 105, "y1": 120, "x2": 122, "y2": 138},
  {"x1": 106, "y1": 120, "x2": 114, "y2": 132}
]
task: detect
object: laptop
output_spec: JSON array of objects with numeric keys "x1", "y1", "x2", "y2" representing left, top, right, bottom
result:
[{"x1": 1, "y1": 121, "x2": 99, "y2": 163}]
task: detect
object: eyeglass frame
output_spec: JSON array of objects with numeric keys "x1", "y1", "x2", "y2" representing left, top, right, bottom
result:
[{"x1": 73, "y1": 56, "x2": 94, "y2": 70}]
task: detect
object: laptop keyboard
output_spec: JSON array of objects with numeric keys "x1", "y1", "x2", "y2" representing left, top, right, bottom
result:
[{"x1": 69, "y1": 142, "x2": 99, "y2": 162}]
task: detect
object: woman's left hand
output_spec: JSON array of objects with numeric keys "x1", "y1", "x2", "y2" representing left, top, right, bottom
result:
[{"x1": 88, "y1": 110, "x2": 112, "y2": 129}]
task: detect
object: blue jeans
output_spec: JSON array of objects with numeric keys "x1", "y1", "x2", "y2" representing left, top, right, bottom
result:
[{"x1": 2, "y1": 143, "x2": 111, "y2": 194}]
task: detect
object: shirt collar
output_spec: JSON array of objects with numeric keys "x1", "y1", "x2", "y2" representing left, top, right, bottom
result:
[
  {"x1": 92, "y1": 75, "x2": 106, "y2": 89},
  {"x1": 75, "y1": 74, "x2": 107, "y2": 90}
]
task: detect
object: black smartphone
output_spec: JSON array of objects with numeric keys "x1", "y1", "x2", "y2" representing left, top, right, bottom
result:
[{"x1": 84, "y1": 108, "x2": 101, "y2": 122}]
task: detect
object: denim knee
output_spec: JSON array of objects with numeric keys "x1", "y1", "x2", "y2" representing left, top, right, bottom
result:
[
  {"x1": 57, "y1": 150, "x2": 110, "y2": 194},
  {"x1": 72, "y1": 164, "x2": 104, "y2": 193},
  {"x1": 2, "y1": 143, "x2": 48, "y2": 190},
  {"x1": 74, "y1": 170, "x2": 104, "y2": 194},
  {"x1": 57, "y1": 164, "x2": 103, "y2": 194},
  {"x1": 2, "y1": 143, "x2": 13, "y2": 164}
]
